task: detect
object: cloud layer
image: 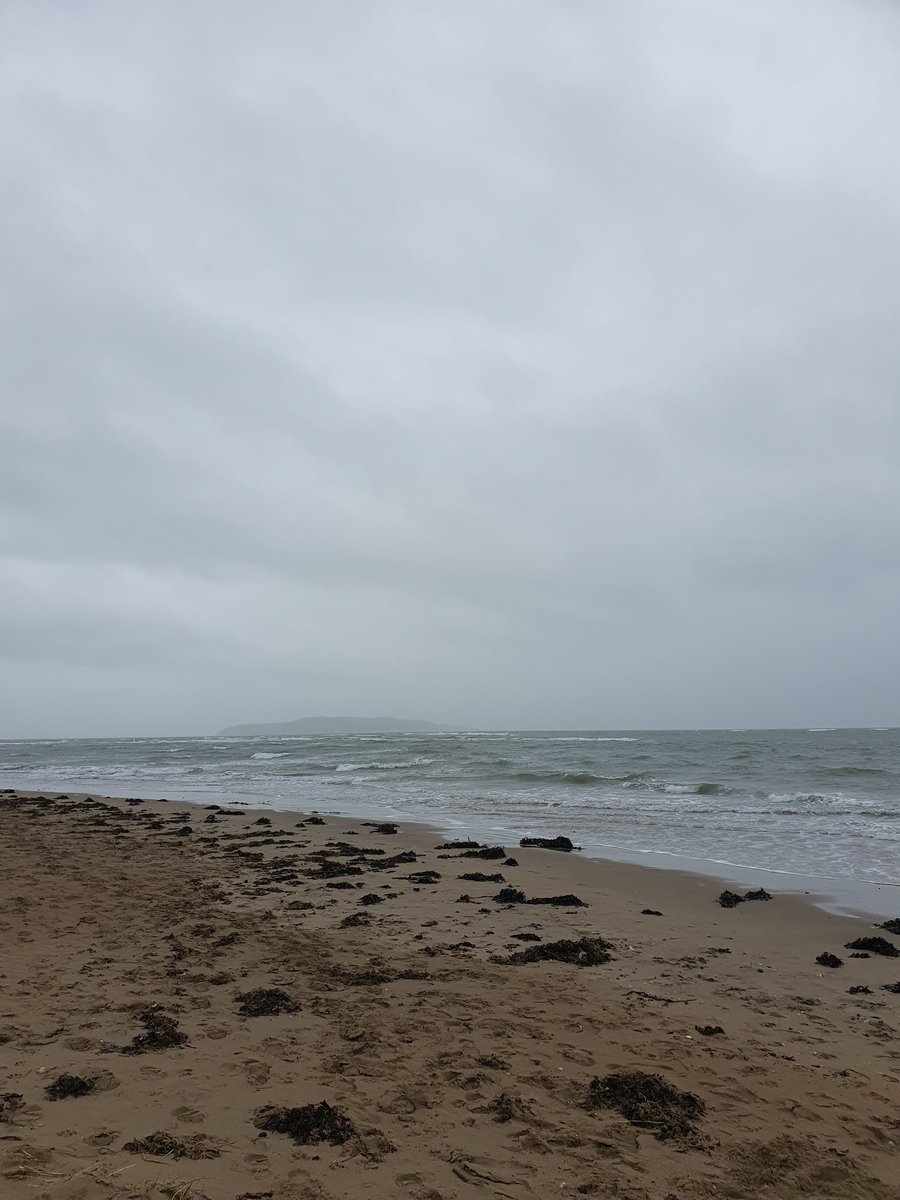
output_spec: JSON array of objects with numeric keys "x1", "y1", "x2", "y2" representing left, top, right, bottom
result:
[{"x1": 2, "y1": 1, "x2": 899, "y2": 734}]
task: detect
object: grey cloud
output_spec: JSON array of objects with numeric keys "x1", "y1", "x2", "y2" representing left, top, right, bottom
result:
[{"x1": 1, "y1": 0, "x2": 899, "y2": 735}]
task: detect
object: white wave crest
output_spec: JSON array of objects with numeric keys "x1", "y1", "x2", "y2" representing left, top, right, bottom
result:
[{"x1": 334, "y1": 757, "x2": 434, "y2": 772}]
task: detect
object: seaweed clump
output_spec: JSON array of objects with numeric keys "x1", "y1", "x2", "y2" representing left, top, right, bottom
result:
[
  {"x1": 519, "y1": 836, "x2": 576, "y2": 852},
  {"x1": 124, "y1": 1130, "x2": 219, "y2": 1159},
  {"x1": 499, "y1": 936, "x2": 613, "y2": 966},
  {"x1": 340, "y1": 912, "x2": 372, "y2": 928},
  {"x1": 493, "y1": 887, "x2": 585, "y2": 907},
  {"x1": 45, "y1": 1074, "x2": 96, "y2": 1101},
  {"x1": 878, "y1": 918, "x2": 900, "y2": 936},
  {"x1": 586, "y1": 1071, "x2": 705, "y2": 1143},
  {"x1": 844, "y1": 936, "x2": 898, "y2": 958},
  {"x1": 478, "y1": 1092, "x2": 530, "y2": 1123},
  {"x1": 236, "y1": 988, "x2": 298, "y2": 1017},
  {"x1": 0, "y1": 1093, "x2": 24, "y2": 1121},
  {"x1": 718, "y1": 888, "x2": 772, "y2": 908},
  {"x1": 254, "y1": 1101, "x2": 355, "y2": 1145},
  {"x1": 816, "y1": 952, "x2": 843, "y2": 968},
  {"x1": 122, "y1": 1007, "x2": 188, "y2": 1054}
]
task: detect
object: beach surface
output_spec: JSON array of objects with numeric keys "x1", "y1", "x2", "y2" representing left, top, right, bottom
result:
[{"x1": 2, "y1": 788, "x2": 898, "y2": 1200}]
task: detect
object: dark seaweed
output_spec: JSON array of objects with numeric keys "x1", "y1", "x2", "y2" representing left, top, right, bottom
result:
[
  {"x1": 816, "y1": 952, "x2": 843, "y2": 968},
  {"x1": 519, "y1": 835, "x2": 576, "y2": 852},
  {"x1": 236, "y1": 988, "x2": 298, "y2": 1017},
  {"x1": 844, "y1": 936, "x2": 898, "y2": 958},
  {"x1": 45, "y1": 1074, "x2": 96, "y2": 1100},
  {"x1": 122, "y1": 1008, "x2": 188, "y2": 1054},
  {"x1": 253, "y1": 1101, "x2": 355, "y2": 1145},
  {"x1": 499, "y1": 936, "x2": 613, "y2": 966},
  {"x1": 586, "y1": 1071, "x2": 705, "y2": 1143}
]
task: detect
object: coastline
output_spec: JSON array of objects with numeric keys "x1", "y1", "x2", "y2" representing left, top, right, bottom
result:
[
  {"x1": 32, "y1": 778, "x2": 898, "y2": 920},
  {"x1": 3, "y1": 786, "x2": 899, "y2": 1200}
]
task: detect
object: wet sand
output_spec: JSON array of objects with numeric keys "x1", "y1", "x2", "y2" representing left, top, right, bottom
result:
[{"x1": 2, "y1": 787, "x2": 899, "y2": 1200}]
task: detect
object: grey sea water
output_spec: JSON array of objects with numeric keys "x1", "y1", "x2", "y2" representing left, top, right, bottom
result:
[{"x1": 2, "y1": 728, "x2": 898, "y2": 908}]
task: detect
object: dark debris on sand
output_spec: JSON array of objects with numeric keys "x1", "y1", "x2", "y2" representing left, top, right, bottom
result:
[
  {"x1": 497, "y1": 936, "x2": 613, "y2": 967},
  {"x1": 848, "y1": 986, "x2": 873, "y2": 995},
  {"x1": 694, "y1": 1025, "x2": 724, "y2": 1037},
  {"x1": 493, "y1": 887, "x2": 586, "y2": 907},
  {"x1": 844, "y1": 936, "x2": 898, "y2": 958},
  {"x1": 254, "y1": 1101, "x2": 356, "y2": 1145},
  {"x1": 878, "y1": 918, "x2": 900, "y2": 936},
  {"x1": 460, "y1": 872, "x2": 505, "y2": 883},
  {"x1": 519, "y1": 835, "x2": 577, "y2": 852},
  {"x1": 370, "y1": 850, "x2": 417, "y2": 871},
  {"x1": 0, "y1": 1093, "x2": 25, "y2": 1121},
  {"x1": 124, "y1": 1130, "x2": 220, "y2": 1159},
  {"x1": 340, "y1": 912, "x2": 372, "y2": 928},
  {"x1": 718, "y1": 888, "x2": 773, "y2": 908},
  {"x1": 883, "y1": 981, "x2": 900, "y2": 994},
  {"x1": 45, "y1": 1073, "x2": 96, "y2": 1100},
  {"x1": 816, "y1": 952, "x2": 843, "y2": 968},
  {"x1": 122, "y1": 1007, "x2": 188, "y2": 1054},
  {"x1": 236, "y1": 988, "x2": 298, "y2": 1017},
  {"x1": 586, "y1": 1071, "x2": 705, "y2": 1143},
  {"x1": 478, "y1": 1092, "x2": 531, "y2": 1123}
]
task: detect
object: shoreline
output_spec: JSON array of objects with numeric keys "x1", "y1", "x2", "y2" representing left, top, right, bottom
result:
[
  {"x1": 25, "y1": 778, "x2": 898, "y2": 920},
  {"x1": 3, "y1": 786, "x2": 899, "y2": 1200}
]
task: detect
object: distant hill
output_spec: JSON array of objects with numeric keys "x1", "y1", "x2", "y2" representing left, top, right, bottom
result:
[{"x1": 218, "y1": 716, "x2": 466, "y2": 736}]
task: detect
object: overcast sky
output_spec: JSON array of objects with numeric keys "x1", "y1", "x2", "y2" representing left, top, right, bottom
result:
[{"x1": 1, "y1": 1, "x2": 899, "y2": 737}]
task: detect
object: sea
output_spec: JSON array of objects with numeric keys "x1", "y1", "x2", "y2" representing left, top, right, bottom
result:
[{"x1": 3, "y1": 728, "x2": 898, "y2": 915}]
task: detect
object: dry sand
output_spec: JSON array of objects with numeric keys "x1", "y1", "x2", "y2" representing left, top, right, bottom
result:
[{"x1": 1, "y1": 787, "x2": 898, "y2": 1200}]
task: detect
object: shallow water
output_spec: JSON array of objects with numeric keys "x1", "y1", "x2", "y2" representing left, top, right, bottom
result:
[{"x1": 3, "y1": 728, "x2": 898, "y2": 900}]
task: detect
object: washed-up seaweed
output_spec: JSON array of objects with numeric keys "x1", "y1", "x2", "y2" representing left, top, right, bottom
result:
[
  {"x1": 253, "y1": 1101, "x2": 355, "y2": 1145},
  {"x1": 235, "y1": 988, "x2": 298, "y2": 1017},
  {"x1": 496, "y1": 936, "x2": 613, "y2": 966},
  {"x1": 519, "y1": 836, "x2": 577, "y2": 852},
  {"x1": 586, "y1": 1071, "x2": 705, "y2": 1143},
  {"x1": 122, "y1": 1007, "x2": 188, "y2": 1054},
  {"x1": 45, "y1": 1073, "x2": 96, "y2": 1100},
  {"x1": 844, "y1": 936, "x2": 898, "y2": 958}
]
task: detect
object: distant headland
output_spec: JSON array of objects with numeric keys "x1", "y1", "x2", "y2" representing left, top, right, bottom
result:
[{"x1": 218, "y1": 716, "x2": 466, "y2": 736}]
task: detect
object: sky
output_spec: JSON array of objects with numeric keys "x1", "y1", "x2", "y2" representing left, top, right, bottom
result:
[{"x1": 1, "y1": 0, "x2": 899, "y2": 737}]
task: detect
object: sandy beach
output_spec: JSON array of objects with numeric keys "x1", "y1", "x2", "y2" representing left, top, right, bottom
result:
[{"x1": 2, "y1": 788, "x2": 899, "y2": 1200}]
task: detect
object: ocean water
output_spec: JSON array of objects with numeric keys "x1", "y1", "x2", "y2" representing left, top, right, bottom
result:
[{"x1": 2, "y1": 728, "x2": 898, "y2": 902}]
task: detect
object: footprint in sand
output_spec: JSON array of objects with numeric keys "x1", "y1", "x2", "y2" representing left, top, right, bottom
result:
[
  {"x1": 240, "y1": 1059, "x2": 271, "y2": 1086},
  {"x1": 84, "y1": 1130, "x2": 119, "y2": 1148},
  {"x1": 172, "y1": 1105, "x2": 205, "y2": 1124}
]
